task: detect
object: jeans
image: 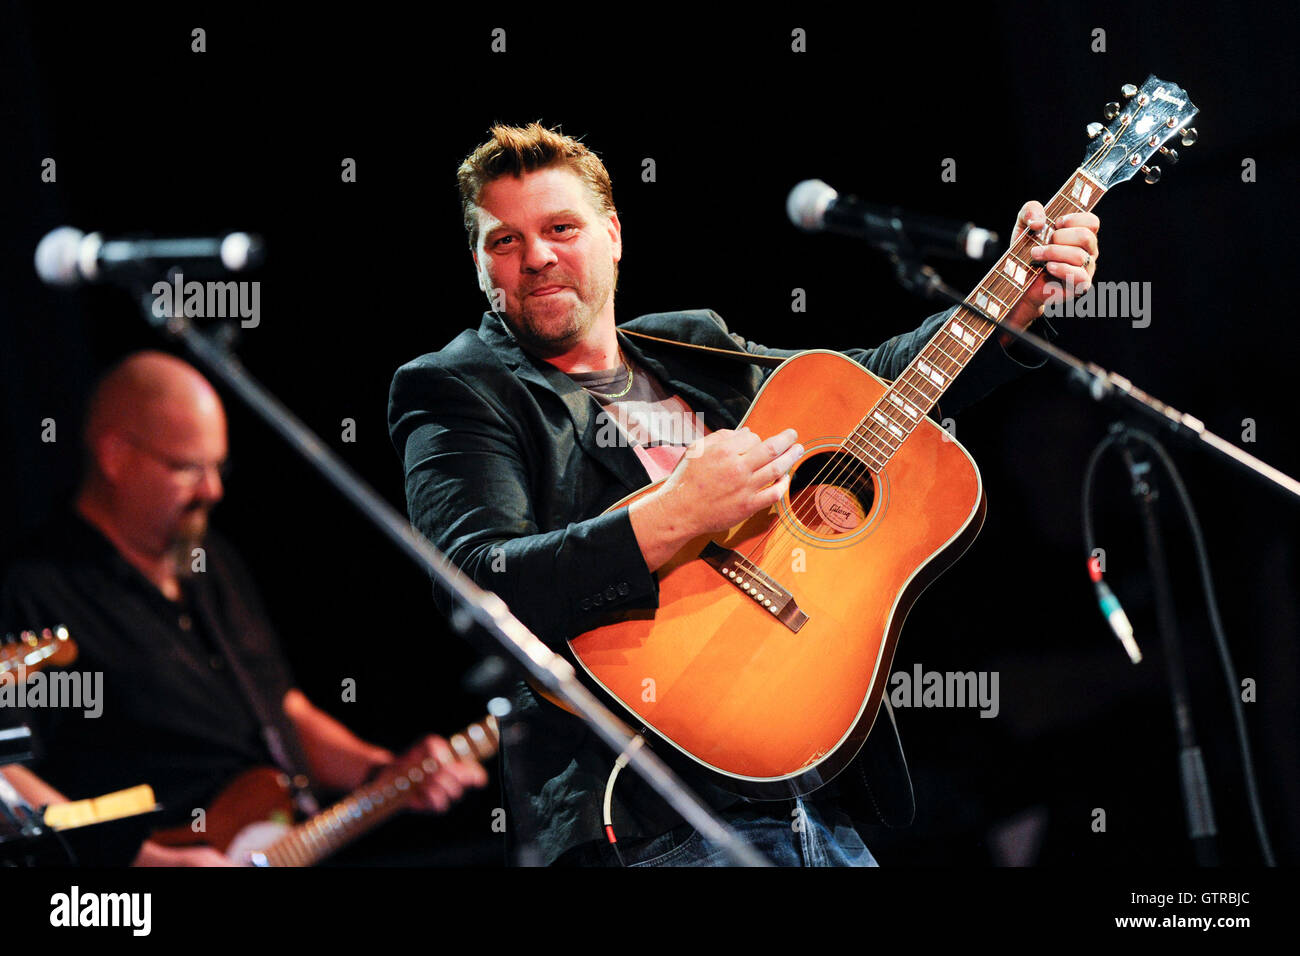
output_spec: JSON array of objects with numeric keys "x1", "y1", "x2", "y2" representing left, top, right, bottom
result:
[{"x1": 622, "y1": 796, "x2": 879, "y2": 867}]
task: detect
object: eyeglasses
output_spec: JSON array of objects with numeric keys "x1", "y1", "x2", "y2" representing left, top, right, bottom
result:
[{"x1": 119, "y1": 432, "x2": 232, "y2": 486}]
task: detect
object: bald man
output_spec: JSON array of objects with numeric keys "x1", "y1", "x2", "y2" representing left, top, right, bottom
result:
[{"x1": 0, "y1": 351, "x2": 485, "y2": 866}]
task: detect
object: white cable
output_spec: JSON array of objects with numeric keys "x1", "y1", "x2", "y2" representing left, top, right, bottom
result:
[{"x1": 602, "y1": 734, "x2": 646, "y2": 835}]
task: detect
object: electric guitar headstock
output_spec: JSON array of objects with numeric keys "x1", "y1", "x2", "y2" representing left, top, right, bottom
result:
[{"x1": 0, "y1": 625, "x2": 78, "y2": 679}]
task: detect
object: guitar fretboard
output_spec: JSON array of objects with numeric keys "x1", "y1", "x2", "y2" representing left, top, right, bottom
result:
[
  {"x1": 254, "y1": 715, "x2": 498, "y2": 867},
  {"x1": 848, "y1": 169, "x2": 1107, "y2": 471}
]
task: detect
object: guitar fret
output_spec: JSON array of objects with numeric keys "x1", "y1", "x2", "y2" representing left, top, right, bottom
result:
[
  {"x1": 242, "y1": 719, "x2": 494, "y2": 868},
  {"x1": 913, "y1": 358, "x2": 949, "y2": 390},
  {"x1": 1067, "y1": 172, "x2": 1097, "y2": 208},
  {"x1": 933, "y1": 347, "x2": 962, "y2": 371},
  {"x1": 322, "y1": 807, "x2": 343, "y2": 848},
  {"x1": 854, "y1": 425, "x2": 896, "y2": 463},
  {"x1": 969, "y1": 287, "x2": 1007, "y2": 319},
  {"x1": 988, "y1": 273, "x2": 1021, "y2": 298},
  {"x1": 926, "y1": 340, "x2": 962, "y2": 368},
  {"x1": 876, "y1": 401, "x2": 914, "y2": 434},
  {"x1": 928, "y1": 338, "x2": 965, "y2": 366},
  {"x1": 1001, "y1": 255, "x2": 1032, "y2": 288},
  {"x1": 303, "y1": 824, "x2": 322, "y2": 859},
  {"x1": 849, "y1": 162, "x2": 1113, "y2": 473},
  {"x1": 858, "y1": 415, "x2": 896, "y2": 446},
  {"x1": 894, "y1": 383, "x2": 935, "y2": 421},
  {"x1": 893, "y1": 375, "x2": 934, "y2": 410},
  {"x1": 844, "y1": 433, "x2": 886, "y2": 470},
  {"x1": 886, "y1": 390, "x2": 922, "y2": 423},
  {"x1": 929, "y1": 339, "x2": 965, "y2": 365},
  {"x1": 947, "y1": 318, "x2": 982, "y2": 351},
  {"x1": 871, "y1": 409, "x2": 907, "y2": 441},
  {"x1": 859, "y1": 419, "x2": 899, "y2": 455},
  {"x1": 869, "y1": 411, "x2": 905, "y2": 443}
]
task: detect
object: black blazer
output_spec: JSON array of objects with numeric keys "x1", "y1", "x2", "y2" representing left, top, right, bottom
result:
[{"x1": 389, "y1": 307, "x2": 1045, "y2": 861}]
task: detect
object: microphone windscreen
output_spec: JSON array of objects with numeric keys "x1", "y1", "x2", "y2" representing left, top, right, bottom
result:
[
  {"x1": 34, "y1": 227, "x2": 86, "y2": 286},
  {"x1": 786, "y1": 180, "x2": 837, "y2": 231}
]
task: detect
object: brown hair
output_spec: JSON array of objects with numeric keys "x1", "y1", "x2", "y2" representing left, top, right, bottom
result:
[{"x1": 458, "y1": 122, "x2": 615, "y2": 248}]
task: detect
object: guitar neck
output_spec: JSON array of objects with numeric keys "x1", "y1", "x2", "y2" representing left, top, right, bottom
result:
[
  {"x1": 254, "y1": 714, "x2": 498, "y2": 867},
  {"x1": 850, "y1": 168, "x2": 1107, "y2": 471}
]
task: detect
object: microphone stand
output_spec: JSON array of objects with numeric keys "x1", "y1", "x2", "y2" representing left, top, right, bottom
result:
[
  {"x1": 1116, "y1": 434, "x2": 1219, "y2": 865},
  {"x1": 888, "y1": 254, "x2": 1300, "y2": 501},
  {"x1": 888, "y1": 255, "x2": 1282, "y2": 865},
  {"x1": 127, "y1": 280, "x2": 770, "y2": 868}
]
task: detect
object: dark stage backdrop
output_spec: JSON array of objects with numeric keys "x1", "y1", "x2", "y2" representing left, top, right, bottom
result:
[{"x1": 1, "y1": 2, "x2": 1296, "y2": 871}]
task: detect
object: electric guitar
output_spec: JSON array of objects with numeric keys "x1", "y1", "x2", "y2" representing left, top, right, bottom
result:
[
  {"x1": 0, "y1": 625, "x2": 78, "y2": 678},
  {"x1": 567, "y1": 76, "x2": 1198, "y2": 798},
  {"x1": 152, "y1": 713, "x2": 498, "y2": 866}
]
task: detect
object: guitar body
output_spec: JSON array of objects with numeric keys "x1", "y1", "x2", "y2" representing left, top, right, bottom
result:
[
  {"x1": 569, "y1": 350, "x2": 986, "y2": 798},
  {"x1": 152, "y1": 766, "x2": 295, "y2": 862},
  {"x1": 151, "y1": 714, "x2": 499, "y2": 865}
]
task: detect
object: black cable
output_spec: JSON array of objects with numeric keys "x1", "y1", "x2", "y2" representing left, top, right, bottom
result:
[{"x1": 1081, "y1": 425, "x2": 1277, "y2": 865}]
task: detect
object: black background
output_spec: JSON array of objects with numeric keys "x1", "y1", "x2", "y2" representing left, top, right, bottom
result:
[{"x1": 1, "y1": 0, "x2": 1296, "y2": 883}]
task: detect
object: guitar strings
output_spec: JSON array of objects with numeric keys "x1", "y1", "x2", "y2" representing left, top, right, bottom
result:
[
  {"x1": 751, "y1": 193, "x2": 1077, "y2": 571},
  {"x1": 749, "y1": 153, "x2": 1117, "y2": 571},
  {"x1": 738, "y1": 144, "x2": 1120, "y2": 579}
]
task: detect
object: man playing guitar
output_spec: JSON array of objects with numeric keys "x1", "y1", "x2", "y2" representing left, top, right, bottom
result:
[
  {"x1": 388, "y1": 123, "x2": 1099, "y2": 866},
  {"x1": 2, "y1": 351, "x2": 487, "y2": 865}
]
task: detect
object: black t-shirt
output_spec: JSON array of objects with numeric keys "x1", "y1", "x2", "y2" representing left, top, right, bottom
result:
[{"x1": 0, "y1": 513, "x2": 299, "y2": 829}]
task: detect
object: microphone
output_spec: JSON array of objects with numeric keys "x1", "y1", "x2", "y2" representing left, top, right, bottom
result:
[
  {"x1": 34, "y1": 227, "x2": 264, "y2": 287},
  {"x1": 787, "y1": 179, "x2": 1000, "y2": 261}
]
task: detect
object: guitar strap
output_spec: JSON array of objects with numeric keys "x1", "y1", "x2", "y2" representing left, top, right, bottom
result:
[
  {"x1": 186, "y1": 581, "x2": 321, "y2": 817},
  {"x1": 620, "y1": 328, "x2": 940, "y2": 423},
  {"x1": 619, "y1": 329, "x2": 787, "y2": 368}
]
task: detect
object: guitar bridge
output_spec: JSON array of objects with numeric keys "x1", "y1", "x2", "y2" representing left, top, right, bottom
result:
[{"x1": 701, "y1": 541, "x2": 809, "y2": 633}]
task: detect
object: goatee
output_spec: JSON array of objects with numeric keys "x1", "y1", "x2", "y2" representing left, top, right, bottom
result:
[{"x1": 170, "y1": 516, "x2": 209, "y2": 580}]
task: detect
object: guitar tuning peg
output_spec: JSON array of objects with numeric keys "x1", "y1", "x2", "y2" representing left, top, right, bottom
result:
[
  {"x1": 1121, "y1": 83, "x2": 1138, "y2": 98},
  {"x1": 1180, "y1": 126, "x2": 1198, "y2": 146},
  {"x1": 1086, "y1": 122, "x2": 1105, "y2": 139},
  {"x1": 1103, "y1": 101, "x2": 1121, "y2": 120},
  {"x1": 1158, "y1": 146, "x2": 1179, "y2": 165},
  {"x1": 1141, "y1": 165, "x2": 1162, "y2": 184}
]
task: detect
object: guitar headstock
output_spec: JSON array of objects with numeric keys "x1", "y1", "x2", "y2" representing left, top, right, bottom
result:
[
  {"x1": 1083, "y1": 75, "x2": 1198, "y2": 188},
  {"x1": 0, "y1": 625, "x2": 78, "y2": 676}
]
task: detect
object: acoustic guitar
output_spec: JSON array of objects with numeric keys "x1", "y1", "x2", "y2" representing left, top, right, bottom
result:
[
  {"x1": 152, "y1": 713, "x2": 498, "y2": 865},
  {"x1": 567, "y1": 76, "x2": 1198, "y2": 798}
]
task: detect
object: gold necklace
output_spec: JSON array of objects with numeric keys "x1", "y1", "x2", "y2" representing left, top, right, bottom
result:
[{"x1": 584, "y1": 350, "x2": 634, "y2": 400}]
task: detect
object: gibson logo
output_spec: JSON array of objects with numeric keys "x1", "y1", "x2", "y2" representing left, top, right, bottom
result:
[
  {"x1": 813, "y1": 485, "x2": 862, "y2": 532},
  {"x1": 1153, "y1": 86, "x2": 1185, "y2": 108}
]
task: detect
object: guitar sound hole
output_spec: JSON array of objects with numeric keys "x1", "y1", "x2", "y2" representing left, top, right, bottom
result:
[{"x1": 787, "y1": 451, "x2": 874, "y2": 536}]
